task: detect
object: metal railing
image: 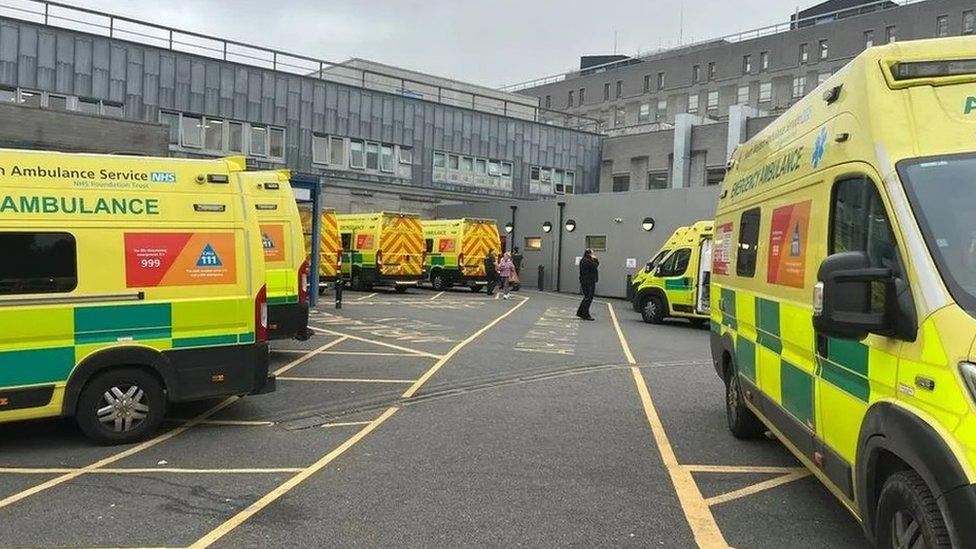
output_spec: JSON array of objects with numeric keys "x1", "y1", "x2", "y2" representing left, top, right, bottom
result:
[
  {"x1": 0, "y1": 0, "x2": 602, "y2": 132},
  {"x1": 501, "y1": 0, "x2": 923, "y2": 92}
]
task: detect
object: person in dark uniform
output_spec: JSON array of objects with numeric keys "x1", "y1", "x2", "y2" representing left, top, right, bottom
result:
[
  {"x1": 484, "y1": 249, "x2": 498, "y2": 296},
  {"x1": 577, "y1": 248, "x2": 599, "y2": 320}
]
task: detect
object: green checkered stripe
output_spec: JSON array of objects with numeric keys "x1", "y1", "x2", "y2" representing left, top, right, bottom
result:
[
  {"x1": 0, "y1": 302, "x2": 254, "y2": 389},
  {"x1": 715, "y1": 287, "x2": 872, "y2": 429},
  {"x1": 426, "y1": 253, "x2": 459, "y2": 269},
  {"x1": 341, "y1": 251, "x2": 376, "y2": 275},
  {"x1": 268, "y1": 295, "x2": 299, "y2": 305}
]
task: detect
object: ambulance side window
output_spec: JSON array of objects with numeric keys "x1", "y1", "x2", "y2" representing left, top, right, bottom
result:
[
  {"x1": 425, "y1": 239, "x2": 434, "y2": 253},
  {"x1": 736, "y1": 208, "x2": 762, "y2": 277},
  {"x1": 0, "y1": 232, "x2": 77, "y2": 295},
  {"x1": 659, "y1": 249, "x2": 692, "y2": 277},
  {"x1": 830, "y1": 177, "x2": 898, "y2": 269},
  {"x1": 340, "y1": 233, "x2": 352, "y2": 251}
]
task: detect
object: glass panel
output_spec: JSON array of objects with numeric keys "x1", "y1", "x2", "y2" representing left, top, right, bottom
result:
[
  {"x1": 659, "y1": 248, "x2": 692, "y2": 277},
  {"x1": 461, "y1": 157, "x2": 473, "y2": 172},
  {"x1": 380, "y1": 144, "x2": 394, "y2": 172},
  {"x1": 524, "y1": 237, "x2": 543, "y2": 251},
  {"x1": 77, "y1": 98, "x2": 99, "y2": 114},
  {"x1": 330, "y1": 137, "x2": 345, "y2": 165},
  {"x1": 366, "y1": 142, "x2": 380, "y2": 170},
  {"x1": 399, "y1": 147, "x2": 413, "y2": 165},
  {"x1": 312, "y1": 135, "x2": 328, "y2": 164},
  {"x1": 647, "y1": 172, "x2": 668, "y2": 189},
  {"x1": 181, "y1": 115, "x2": 203, "y2": 148},
  {"x1": 475, "y1": 158, "x2": 487, "y2": 175},
  {"x1": 102, "y1": 102, "x2": 123, "y2": 117},
  {"x1": 349, "y1": 140, "x2": 365, "y2": 168},
  {"x1": 586, "y1": 235, "x2": 607, "y2": 252},
  {"x1": 0, "y1": 88, "x2": 15, "y2": 103},
  {"x1": 564, "y1": 171, "x2": 575, "y2": 194},
  {"x1": 20, "y1": 90, "x2": 41, "y2": 107},
  {"x1": 488, "y1": 160, "x2": 501, "y2": 176},
  {"x1": 736, "y1": 208, "x2": 761, "y2": 277},
  {"x1": 501, "y1": 162, "x2": 513, "y2": 177},
  {"x1": 205, "y1": 118, "x2": 224, "y2": 150},
  {"x1": 47, "y1": 95, "x2": 67, "y2": 110},
  {"x1": 269, "y1": 128, "x2": 285, "y2": 158},
  {"x1": 250, "y1": 125, "x2": 268, "y2": 156},
  {"x1": 433, "y1": 152, "x2": 446, "y2": 169},
  {"x1": 228, "y1": 122, "x2": 244, "y2": 152},
  {"x1": 449, "y1": 155, "x2": 460, "y2": 170},
  {"x1": 159, "y1": 112, "x2": 180, "y2": 145},
  {"x1": 0, "y1": 232, "x2": 77, "y2": 295},
  {"x1": 612, "y1": 175, "x2": 630, "y2": 192},
  {"x1": 530, "y1": 166, "x2": 540, "y2": 181}
]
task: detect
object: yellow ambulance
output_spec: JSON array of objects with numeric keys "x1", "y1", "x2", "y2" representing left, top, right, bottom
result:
[
  {"x1": 0, "y1": 149, "x2": 274, "y2": 444},
  {"x1": 422, "y1": 218, "x2": 502, "y2": 291},
  {"x1": 336, "y1": 212, "x2": 425, "y2": 292},
  {"x1": 299, "y1": 205, "x2": 342, "y2": 295},
  {"x1": 241, "y1": 170, "x2": 310, "y2": 341},
  {"x1": 712, "y1": 37, "x2": 976, "y2": 547},
  {"x1": 633, "y1": 220, "x2": 713, "y2": 325},
  {"x1": 630, "y1": 225, "x2": 690, "y2": 311}
]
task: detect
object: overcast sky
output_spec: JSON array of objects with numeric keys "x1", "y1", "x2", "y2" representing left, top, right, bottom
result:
[{"x1": 71, "y1": 0, "x2": 800, "y2": 88}]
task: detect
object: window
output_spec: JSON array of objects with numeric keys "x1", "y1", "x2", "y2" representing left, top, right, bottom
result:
[
  {"x1": 799, "y1": 43, "x2": 809, "y2": 64},
  {"x1": 616, "y1": 80, "x2": 623, "y2": 98},
  {"x1": 707, "y1": 90, "x2": 719, "y2": 111},
  {"x1": 312, "y1": 135, "x2": 328, "y2": 164},
  {"x1": 425, "y1": 239, "x2": 434, "y2": 254},
  {"x1": 657, "y1": 72, "x2": 665, "y2": 90},
  {"x1": 760, "y1": 51, "x2": 769, "y2": 71},
  {"x1": 461, "y1": 156, "x2": 473, "y2": 172},
  {"x1": 399, "y1": 147, "x2": 413, "y2": 165},
  {"x1": 936, "y1": 15, "x2": 949, "y2": 37},
  {"x1": 47, "y1": 94, "x2": 67, "y2": 110},
  {"x1": 380, "y1": 144, "x2": 394, "y2": 173},
  {"x1": 586, "y1": 235, "x2": 608, "y2": 252},
  {"x1": 819, "y1": 40, "x2": 829, "y2": 60},
  {"x1": 350, "y1": 140, "x2": 365, "y2": 169},
  {"x1": 692, "y1": 65, "x2": 701, "y2": 83},
  {"x1": 737, "y1": 85, "x2": 749, "y2": 105},
  {"x1": 565, "y1": 171, "x2": 576, "y2": 194},
  {"x1": 181, "y1": 115, "x2": 203, "y2": 148},
  {"x1": 818, "y1": 72, "x2": 832, "y2": 86},
  {"x1": 340, "y1": 233, "x2": 352, "y2": 251},
  {"x1": 19, "y1": 90, "x2": 40, "y2": 107},
  {"x1": 742, "y1": 55, "x2": 752, "y2": 75},
  {"x1": 614, "y1": 106, "x2": 626, "y2": 127},
  {"x1": 965, "y1": 11, "x2": 975, "y2": 34},
  {"x1": 475, "y1": 158, "x2": 487, "y2": 175},
  {"x1": 688, "y1": 94, "x2": 699, "y2": 113},
  {"x1": 638, "y1": 102, "x2": 652, "y2": 123},
  {"x1": 75, "y1": 97, "x2": 97, "y2": 114},
  {"x1": 706, "y1": 166, "x2": 725, "y2": 186},
  {"x1": 488, "y1": 160, "x2": 501, "y2": 176},
  {"x1": 792, "y1": 76, "x2": 806, "y2": 99},
  {"x1": 612, "y1": 174, "x2": 630, "y2": 192},
  {"x1": 449, "y1": 154, "x2": 460, "y2": 170},
  {"x1": 250, "y1": 125, "x2": 269, "y2": 157},
  {"x1": 330, "y1": 136, "x2": 345, "y2": 166},
  {"x1": 0, "y1": 232, "x2": 77, "y2": 295},
  {"x1": 545, "y1": 95, "x2": 551, "y2": 109},
  {"x1": 551, "y1": 169, "x2": 561, "y2": 193},
  {"x1": 647, "y1": 171, "x2": 668, "y2": 189},
  {"x1": 0, "y1": 87, "x2": 15, "y2": 103},
  {"x1": 864, "y1": 30, "x2": 875, "y2": 48},
  {"x1": 205, "y1": 118, "x2": 224, "y2": 150},
  {"x1": 604, "y1": 82, "x2": 610, "y2": 101},
  {"x1": 656, "y1": 99, "x2": 667, "y2": 122},
  {"x1": 759, "y1": 82, "x2": 772, "y2": 103},
  {"x1": 524, "y1": 237, "x2": 543, "y2": 251},
  {"x1": 433, "y1": 151, "x2": 446, "y2": 169},
  {"x1": 502, "y1": 162, "x2": 512, "y2": 177},
  {"x1": 102, "y1": 102, "x2": 123, "y2": 117},
  {"x1": 365, "y1": 142, "x2": 380, "y2": 170},
  {"x1": 228, "y1": 122, "x2": 243, "y2": 152},
  {"x1": 644, "y1": 74, "x2": 651, "y2": 93},
  {"x1": 736, "y1": 208, "x2": 761, "y2": 277},
  {"x1": 160, "y1": 111, "x2": 180, "y2": 145},
  {"x1": 708, "y1": 62, "x2": 716, "y2": 81},
  {"x1": 579, "y1": 88, "x2": 585, "y2": 104},
  {"x1": 567, "y1": 91, "x2": 574, "y2": 107},
  {"x1": 659, "y1": 248, "x2": 691, "y2": 277}
]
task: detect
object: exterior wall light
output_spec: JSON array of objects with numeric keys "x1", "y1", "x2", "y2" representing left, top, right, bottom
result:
[
  {"x1": 565, "y1": 219, "x2": 577, "y2": 232},
  {"x1": 542, "y1": 221, "x2": 553, "y2": 233},
  {"x1": 642, "y1": 217, "x2": 656, "y2": 231},
  {"x1": 504, "y1": 222, "x2": 514, "y2": 234}
]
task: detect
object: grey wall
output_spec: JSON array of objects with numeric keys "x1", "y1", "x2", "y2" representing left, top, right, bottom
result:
[
  {"x1": 0, "y1": 16, "x2": 602, "y2": 200},
  {"x1": 436, "y1": 187, "x2": 719, "y2": 298},
  {"x1": 0, "y1": 102, "x2": 167, "y2": 155}
]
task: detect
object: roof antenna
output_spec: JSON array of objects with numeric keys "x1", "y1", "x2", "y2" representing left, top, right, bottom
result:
[{"x1": 679, "y1": 5, "x2": 684, "y2": 46}]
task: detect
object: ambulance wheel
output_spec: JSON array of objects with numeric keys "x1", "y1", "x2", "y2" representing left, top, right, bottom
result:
[
  {"x1": 690, "y1": 318, "x2": 708, "y2": 329},
  {"x1": 469, "y1": 285, "x2": 482, "y2": 292},
  {"x1": 395, "y1": 286, "x2": 408, "y2": 294},
  {"x1": 351, "y1": 271, "x2": 365, "y2": 291},
  {"x1": 875, "y1": 470, "x2": 951, "y2": 549},
  {"x1": 76, "y1": 368, "x2": 165, "y2": 445},
  {"x1": 318, "y1": 285, "x2": 327, "y2": 296},
  {"x1": 431, "y1": 271, "x2": 447, "y2": 291},
  {"x1": 725, "y1": 366, "x2": 764, "y2": 440},
  {"x1": 640, "y1": 295, "x2": 665, "y2": 324}
]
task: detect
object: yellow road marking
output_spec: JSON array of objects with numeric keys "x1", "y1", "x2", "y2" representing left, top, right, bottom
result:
[
  {"x1": 319, "y1": 350, "x2": 429, "y2": 357},
  {"x1": 610, "y1": 304, "x2": 727, "y2": 547},
  {"x1": 0, "y1": 467, "x2": 304, "y2": 475},
  {"x1": 402, "y1": 296, "x2": 529, "y2": 399},
  {"x1": 494, "y1": 292, "x2": 500, "y2": 300},
  {"x1": 163, "y1": 419, "x2": 274, "y2": 427},
  {"x1": 0, "y1": 396, "x2": 239, "y2": 509},
  {"x1": 705, "y1": 470, "x2": 812, "y2": 506},
  {"x1": 189, "y1": 406, "x2": 399, "y2": 548},
  {"x1": 430, "y1": 291, "x2": 445, "y2": 301},
  {"x1": 278, "y1": 376, "x2": 415, "y2": 384},
  {"x1": 322, "y1": 421, "x2": 373, "y2": 428},
  {"x1": 684, "y1": 464, "x2": 808, "y2": 474},
  {"x1": 606, "y1": 302, "x2": 636, "y2": 365},
  {"x1": 310, "y1": 326, "x2": 442, "y2": 359},
  {"x1": 356, "y1": 292, "x2": 378, "y2": 301},
  {"x1": 273, "y1": 336, "x2": 349, "y2": 376}
]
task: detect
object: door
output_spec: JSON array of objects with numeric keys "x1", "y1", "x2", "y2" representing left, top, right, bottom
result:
[
  {"x1": 657, "y1": 248, "x2": 695, "y2": 312},
  {"x1": 697, "y1": 238, "x2": 713, "y2": 314}
]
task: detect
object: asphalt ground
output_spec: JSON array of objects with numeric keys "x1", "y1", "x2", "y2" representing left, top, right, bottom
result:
[{"x1": 0, "y1": 286, "x2": 867, "y2": 548}]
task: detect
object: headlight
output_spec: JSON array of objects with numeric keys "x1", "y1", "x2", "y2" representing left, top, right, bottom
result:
[{"x1": 960, "y1": 362, "x2": 976, "y2": 405}]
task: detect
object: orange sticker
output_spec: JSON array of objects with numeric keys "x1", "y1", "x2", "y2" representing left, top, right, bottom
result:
[
  {"x1": 125, "y1": 232, "x2": 237, "y2": 287},
  {"x1": 767, "y1": 201, "x2": 811, "y2": 288},
  {"x1": 260, "y1": 224, "x2": 286, "y2": 263},
  {"x1": 356, "y1": 234, "x2": 374, "y2": 250},
  {"x1": 438, "y1": 239, "x2": 456, "y2": 253}
]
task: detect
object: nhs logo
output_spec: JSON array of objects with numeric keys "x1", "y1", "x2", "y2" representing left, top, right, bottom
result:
[{"x1": 150, "y1": 172, "x2": 177, "y2": 183}]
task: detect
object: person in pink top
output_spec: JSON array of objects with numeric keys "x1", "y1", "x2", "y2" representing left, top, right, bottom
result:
[{"x1": 496, "y1": 252, "x2": 516, "y2": 299}]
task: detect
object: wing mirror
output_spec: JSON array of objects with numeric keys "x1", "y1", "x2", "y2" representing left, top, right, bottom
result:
[{"x1": 813, "y1": 251, "x2": 915, "y2": 341}]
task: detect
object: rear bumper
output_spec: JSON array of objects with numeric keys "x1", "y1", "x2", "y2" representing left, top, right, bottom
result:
[
  {"x1": 268, "y1": 301, "x2": 310, "y2": 341},
  {"x1": 944, "y1": 483, "x2": 976, "y2": 544},
  {"x1": 165, "y1": 342, "x2": 273, "y2": 402}
]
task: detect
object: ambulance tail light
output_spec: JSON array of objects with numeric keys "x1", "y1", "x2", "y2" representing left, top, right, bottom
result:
[
  {"x1": 960, "y1": 362, "x2": 976, "y2": 406},
  {"x1": 376, "y1": 249, "x2": 383, "y2": 268},
  {"x1": 335, "y1": 251, "x2": 342, "y2": 270},
  {"x1": 298, "y1": 258, "x2": 310, "y2": 304},
  {"x1": 458, "y1": 252, "x2": 465, "y2": 267},
  {"x1": 421, "y1": 250, "x2": 427, "y2": 268},
  {"x1": 255, "y1": 285, "x2": 268, "y2": 343}
]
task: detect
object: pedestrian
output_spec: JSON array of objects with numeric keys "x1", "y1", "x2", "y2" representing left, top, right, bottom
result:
[
  {"x1": 577, "y1": 248, "x2": 599, "y2": 320},
  {"x1": 497, "y1": 252, "x2": 516, "y2": 299},
  {"x1": 511, "y1": 246, "x2": 523, "y2": 291},
  {"x1": 484, "y1": 249, "x2": 498, "y2": 296}
]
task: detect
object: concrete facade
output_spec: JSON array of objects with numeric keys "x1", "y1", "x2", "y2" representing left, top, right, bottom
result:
[{"x1": 436, "y1": 187, "x2": 720, "y2": 299}]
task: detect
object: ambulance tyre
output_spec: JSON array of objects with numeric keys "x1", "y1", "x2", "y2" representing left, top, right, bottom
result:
[
  {"x1": 395, "y1": 286, "x2": 408, "y2": 294},
  {"x1": 470, "y1": 284, "x2": 482, "y2": 292},
  {"x1": 724, "y1": 364, "x2": 764, "y2": 439},
  {"x1": 351, "y1": 270, "x2": 365, "y2": 291},
  {"x1": 875, "y1": 470, "x2": 951, "y2": 549},
  {"x1": 640, "y1": 295, "x2": 665, "y2": 324},
  {"x1": 431, "y1": 270, "x2": 448, "y2": 291},
  {"x1": 76, "y1": 367, "x2": 165, "y2": 445}
]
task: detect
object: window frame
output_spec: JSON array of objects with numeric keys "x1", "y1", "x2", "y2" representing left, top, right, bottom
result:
[
  {"x1": 524, "y1": 236, "x2": 543, "y2": 251},
  {"x1": 0, "y1": 231, "x2": 79, "y2": 296},
  {"x1": 758, "y1": 82, "x2": 772, "y2": 103},
  {"x1": 585, "y1": 235, "x2": 608, "y2": 253},
  {"x1": 742, "y1": 55, "x2": 752, "y2": 75},
  {"x1": 936, "y1": 14, "x2": 949, "y2": 37},
  {"x1": 612, "y1": 173, "x2": 631, "y2": 193},
  {"x1": 736, "y1": 208, "x2": 762, "y2": 277},
  {"x1": 658, "y1": 248, "x2": 692, "y2": 277},
  {"x1": 349, "y1": 139, "x2": 366, "y2": 169}
]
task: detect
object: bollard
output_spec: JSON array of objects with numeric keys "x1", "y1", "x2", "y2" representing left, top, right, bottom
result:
[
  {"x1": 335, "y1": 278, "x2": 343, "y2": 309},
  {"x1": 626, "y1": 274, "x2": 634, "y2": 302},
  {"x1": 537, "y1": 265, "x2": 544, "y2": 291}
]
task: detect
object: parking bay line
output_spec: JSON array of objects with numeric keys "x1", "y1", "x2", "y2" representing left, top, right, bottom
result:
[
  {"x1": 277, "y1": 376, "x2": 416, "y2": 384},
  {"x1": 0, "y1": 467, "x2": 305, "y2": 475},
  {"x1": 705, "y1": 470, "x2": 812, "y2": 507},
  {"x1": 401, "y1": 296, "x2": 529, "y2": 399},
  {"x1": 274, "y1": 336, "x2": 349, "y2": 376},
  {"x1": 607, "y1": 301, "x2": 728, "y2": 548},
  {"x1": 430, "y1": 291, "x2": 445, "y2": 301},
  {"x1": 163, "y1": 419, "x2": 275, "y2": 427},
  {"x1": 189, "y1": 406, "x2": 399, "y2": 548},
  {"x1": 310, "y1": 326, "x2": 442, "y2": 359},
  {"x1": 356, "y1": 292, "x2": 378, "y2": 301}
]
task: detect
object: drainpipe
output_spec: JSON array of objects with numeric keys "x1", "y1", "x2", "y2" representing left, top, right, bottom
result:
[
  {"x1": 556, "y1": 201, "x2": 566, "y2": 292},
  {"x1": 509, "y1": 204, "x2": 518, "y2": 253}
]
